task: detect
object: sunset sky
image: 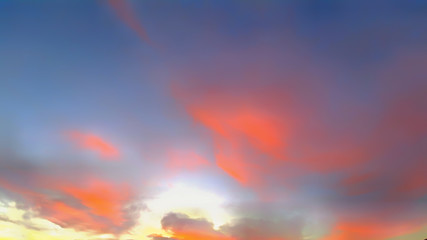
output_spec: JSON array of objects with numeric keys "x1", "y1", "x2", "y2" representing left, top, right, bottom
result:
[{"x1": 0, "y1": 1, "x2": 426, "y2": 240}]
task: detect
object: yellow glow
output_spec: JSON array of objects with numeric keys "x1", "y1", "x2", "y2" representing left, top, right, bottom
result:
[
  {"x1": 98, "y1": 233, "x2": 115, "y2": 239},
  {"x1": 0, "y1": 200, "x2": 116, "y2": 240},
  {"x1": 146, "y1": 183, "x2": 232, "y2": 229}
]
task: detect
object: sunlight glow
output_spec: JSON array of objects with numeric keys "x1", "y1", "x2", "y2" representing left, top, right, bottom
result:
[{"x1": 146, "y1": 183, "x2": 232, "y2": 229}]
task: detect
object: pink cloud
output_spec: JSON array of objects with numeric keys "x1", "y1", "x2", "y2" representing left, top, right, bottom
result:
[
  {"x1": 107, "y1": 0, "x2": 151, "y2": 44},
  {"x1": 66, "y1": 131, "x2": 120, "y2": 160}
]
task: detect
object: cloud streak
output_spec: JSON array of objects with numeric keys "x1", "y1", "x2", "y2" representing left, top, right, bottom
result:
[
  {"x1": 65, "y1": 131, "x2": 120, "y2": 160},
  {"x1": 107, "y1": 0, "x2": 151, "y2": 44}
]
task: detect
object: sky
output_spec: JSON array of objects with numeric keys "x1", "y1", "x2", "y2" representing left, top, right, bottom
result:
[{"x1": 0, "y1": 0, "x2": 426, "y2": 240}]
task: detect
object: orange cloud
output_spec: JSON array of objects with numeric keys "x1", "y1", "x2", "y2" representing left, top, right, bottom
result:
[
  {"x1": 171, "y1": 57, "x2": 426, "y2": 200},
  {"x1": 66, "y1": 131, "x2": 120, "y2": 160},
  {"x1": 172, "y1": 231, "x2": 233, "y2": 240},
  {"x1": 322, "y1": 220, "x2": 425, "y2": 240},
  {"x1": 56, "y1": 178, "x2": 132, "y2": 226},
  {"x1": 188, "y1": 104, "x2": 287, "y2": 160},
  {"x1": 46, "y1": 201, "x2": 106, "y2": 232},
  {"x1": 167, "y1": 47, "x2": 427, "y2": 240},
  {"x1": 0, "y1": 174, "x2": 137, "y2": 234}
]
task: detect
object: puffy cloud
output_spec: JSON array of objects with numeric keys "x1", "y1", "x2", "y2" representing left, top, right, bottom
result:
[
  {"x1": 158, "y1": 211, "x2": 305, "y2": 240},
  {"x1": 161, "y1": 212, "x2": 231, "y2": 240},
  {"x1": 147, "y1": 234, "x2": 177, "y2": 240}
]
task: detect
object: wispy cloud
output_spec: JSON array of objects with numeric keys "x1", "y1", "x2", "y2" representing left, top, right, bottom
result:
[
  {"x1": 107, "y1": 0, "x2": 151, "y2": 44},
  {"x1": 65, "y1": 131, "x2": 120, "y2": 160}
]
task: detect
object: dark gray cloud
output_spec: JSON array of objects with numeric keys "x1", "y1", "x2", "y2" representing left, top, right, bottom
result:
[
  {"x1": 159, "y1": 211, "x2": 305, "y2": 240},
  {"x1": 161, "y1": 212, "x2": 217, "y2": 234},
  {"x1": 147, "y1": 234, "x2": 177, "y2": 240},
  {"x1": 221, "y1": 217, "x2": 304, "y2": 240}
]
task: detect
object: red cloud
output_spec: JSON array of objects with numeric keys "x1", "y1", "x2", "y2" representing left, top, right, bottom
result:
[
  {"x1": 66, "y1": 131, "x2": 120, "y2": 160},
  {"x1": 172, "y1": 81, "x2": 292, "y2": 188},
  {"x1": 214, "y1": 142, "x2": 251, "y2": 185},
  {"x1": 322, "y1": 218, "x2": 425, "y2": 240},
  {"x1": 187, "y1": 98, "x2": 287, "y2": 158},
  {"x1": 56, "y1": 178, "x2": 132, "y2": 226}
]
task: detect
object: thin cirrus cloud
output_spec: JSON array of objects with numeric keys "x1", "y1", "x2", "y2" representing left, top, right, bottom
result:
[
  {"x1": 166, "y1": 149, "x2": 211, "y2": 175},
  {"x1": 65, "y1": 131, "x2": 120, "y2": 160},
  {"x1": 106, "y1": 0, "x2": 151, "y2": 44}
]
